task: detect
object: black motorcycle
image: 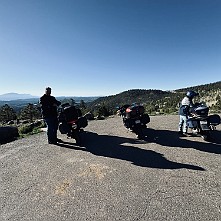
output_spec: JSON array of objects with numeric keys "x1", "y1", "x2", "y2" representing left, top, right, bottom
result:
[
  {"x1": 120, "y1": 104, "x2": 150, "y2": 139},
  {"x1": 186, "y1": 103, "x2": 220, "y2": 141},
  {"x1": 58, "y1": 104, "x2": 88, "y2": 145}
]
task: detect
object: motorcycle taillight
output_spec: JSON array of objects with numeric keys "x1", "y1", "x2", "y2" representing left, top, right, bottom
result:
[{"x1": 126, "y1": 108, "x2": 131, "y2": 113}]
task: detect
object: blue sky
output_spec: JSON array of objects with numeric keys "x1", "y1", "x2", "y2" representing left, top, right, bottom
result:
[{"x1": 0, "y1": 0, "x2": 220, "y2": 97}]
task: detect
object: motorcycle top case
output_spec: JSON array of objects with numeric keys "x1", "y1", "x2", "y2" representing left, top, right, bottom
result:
[
  {"x1": 194, "y1": 106, "x2": 209, "y2": 117},
  {"x1": 63, "y1": 106, "x2": 79, "y2": 122},
  {"x1": 125, "y1": 105, "x2": 145, "y2": 118},
  {"x1": 208, "y1": 114, "x2": 221, "y2": 125},
  {"x1": 187, "y1": 118, "x2": 198, "y2": 128}
]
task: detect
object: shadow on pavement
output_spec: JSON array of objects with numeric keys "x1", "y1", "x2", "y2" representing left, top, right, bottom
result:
[
  {"x1": 57, "y1": 131, "x2": 204, "y2": 171},
  {"x1": 143, "y1": 128, "x2": 221, "y2": 155}
]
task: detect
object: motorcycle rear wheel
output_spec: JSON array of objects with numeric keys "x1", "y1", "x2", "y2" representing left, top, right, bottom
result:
[
  {"x1": 201, "y1": 131, "x2": 211, "y2": 141},
  {"x1": 71, "y1": 130, "x2": 81, "y2": 145},
  {"x1": 134, "y1": 127, "x2": 144, "y2": 139}
]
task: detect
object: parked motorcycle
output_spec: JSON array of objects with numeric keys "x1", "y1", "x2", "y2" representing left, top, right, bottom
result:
[
  {"x1": 58, "y1": 103, "x2": 88, "y2": 145},
  {"x1": 120, "y1": 103, "x2": 150, "y2": 139},
  {"x1": 186, "y1": 103, "x2": 220, "y2": 141}
]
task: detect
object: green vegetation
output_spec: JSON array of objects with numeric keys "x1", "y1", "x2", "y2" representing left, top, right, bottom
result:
[
  {"x1": 18, "y1": 121, "x2": 45, "y2": 137},
  {"x1": 19, "y1": 103, "x2": 42, "y2": 121},
  {"x1": 86, "y1": 81, "x2": 221, "y2": 115},
  {"x1": 0, "y1": 104, "x2": 17, "y2": 123}
]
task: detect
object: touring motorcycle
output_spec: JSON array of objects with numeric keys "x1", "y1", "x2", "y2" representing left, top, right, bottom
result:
[
  {"x1": 186, "y1": 103, "x2": 220, "y2": 141},
  {"x1": 58, "y1": 103, "x2": 88, "y2": 145},
  {"x1": 119, "y1": 103, "x2": 150, "y2": 139}
]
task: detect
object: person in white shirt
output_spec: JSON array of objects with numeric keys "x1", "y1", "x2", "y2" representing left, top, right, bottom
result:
[{"x1": 178, "y1": 91, "x2": 199, "y2": 135}]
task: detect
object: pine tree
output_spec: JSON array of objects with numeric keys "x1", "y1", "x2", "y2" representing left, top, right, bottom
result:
[
  {"x1": 19, "y1": 103, "x2": 41, "y2": 122},
  {"x1": 0, "y1": 104, "x2": 17, "y2": 123},
  {"x1": 98, "y1": 105, "x2": 110, "y2": 117},
  {"x1": 79, "y1": 100, "x2": 86, "y2": 109}
]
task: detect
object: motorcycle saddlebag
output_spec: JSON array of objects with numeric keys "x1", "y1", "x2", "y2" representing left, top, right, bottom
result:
[
  {"x1": 77, "y1": 116, "x2": 88, "y2": 128},
  {"x1": 141, "y1": 114, "x2": 150, "y2": 125},
  {"x1": 208, "y1": 114, "x2": 221, "y2": 126},
  {"x1": 59, "y1": 122, "x2": 70, "y2": 134},
  {"x1": 187, "y1": 119, "x2": 198, "y2": 128}
]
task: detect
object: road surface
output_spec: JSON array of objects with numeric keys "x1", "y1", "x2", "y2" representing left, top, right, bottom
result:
[{"x1": 1, "y1": 115, "x2": 221, "y2": 220}]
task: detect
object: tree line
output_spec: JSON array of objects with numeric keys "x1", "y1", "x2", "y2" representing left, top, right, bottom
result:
[{"x1": 0, "y1": 99, "x2": 88, "y2": 124}]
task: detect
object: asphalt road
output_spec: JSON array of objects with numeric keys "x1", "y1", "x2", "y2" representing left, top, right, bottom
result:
[{"x1": 0, "y1": 115, "x2": 221, "y2": 221}]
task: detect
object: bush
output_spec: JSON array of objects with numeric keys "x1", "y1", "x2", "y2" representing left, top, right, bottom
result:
[
  {"x1": 18, "y1": 120, "x2": 45, "y2": 135},
  {"x1": 19, "y1": 124, "x2": 34, "y2": 134}
]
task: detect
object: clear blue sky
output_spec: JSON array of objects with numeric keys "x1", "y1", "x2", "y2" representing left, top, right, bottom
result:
[{"x1": 0, "y1": 0, "x2": 220, "y2": 97}]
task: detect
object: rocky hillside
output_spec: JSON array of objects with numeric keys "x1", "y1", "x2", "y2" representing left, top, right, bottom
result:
[{"x1": 176, "y1": 81, "x2": 221, "y2": 107}]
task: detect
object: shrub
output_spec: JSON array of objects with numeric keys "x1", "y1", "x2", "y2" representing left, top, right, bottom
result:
[
  {"x1": 18, "y1": 124, "x2": 34, "y2": 134},
  {"x1": 18, "y1": 120, "x2": 45, "y2": 135}
]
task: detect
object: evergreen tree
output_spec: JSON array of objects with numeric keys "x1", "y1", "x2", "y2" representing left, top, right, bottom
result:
[
  {"x1": 79, "y1": 100, "x2": 86, "y2": 109},
  {"x1": 70, "y1": 98, "x2": 76, "y2": 106},
  {"x1": 215, "y1": 95, "x2": 221, "y2": 110},
  {"x1": 98, "y1": 105, "x2": 110, "y2": 117},
  {"x1": 0, "y1": 104, "x2": 17, "y2": 123},
  {"x1": 19, "y1": 103, "x2": 41, "y2": 122}
]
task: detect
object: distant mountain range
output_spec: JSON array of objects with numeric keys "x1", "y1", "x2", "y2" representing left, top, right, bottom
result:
[
  {"x1": 0, "y1": 93, "x2": 39, "y2": 101},
  {"x1": 0, "y1": 93, "x2": 99, "y2": 102}
]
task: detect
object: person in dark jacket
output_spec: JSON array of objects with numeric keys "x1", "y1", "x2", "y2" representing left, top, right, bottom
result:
[
  {"x1": 40, "y1": 87, "x2": 62, "y2": 144},
  {"x1": 178, "y1": 91, "x2": 199, "y2": 135}
]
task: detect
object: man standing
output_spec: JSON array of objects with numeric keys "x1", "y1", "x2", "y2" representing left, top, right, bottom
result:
[
  {"x1": 178, "y1": 90, "x2": 199, "y2": 135},
  {"x1": 40, "y1": 87, "x2": 61, "y2": 144}
]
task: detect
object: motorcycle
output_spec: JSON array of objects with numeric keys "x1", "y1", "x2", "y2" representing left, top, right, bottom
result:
[
  {"x1": 120, "y1": 103, "x2": 150, "y2": 139},
  {"x1": 186, "y1": 103, "x2": 220, "y2": 141},
  {"x1": 58, "y1": 103, "x2": 88, "y2": 145}
]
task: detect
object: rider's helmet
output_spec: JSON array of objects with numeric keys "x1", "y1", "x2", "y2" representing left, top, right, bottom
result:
[{"x1": 186, "y1": 91, "x2": 199, "y2": 99}]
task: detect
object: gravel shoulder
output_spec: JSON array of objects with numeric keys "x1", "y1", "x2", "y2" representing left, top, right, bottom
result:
[{"x1": 0, "y1": 115, "x2": 221, "y2": 221}]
